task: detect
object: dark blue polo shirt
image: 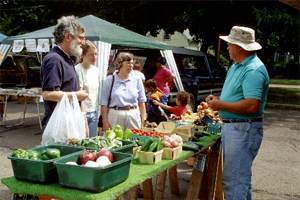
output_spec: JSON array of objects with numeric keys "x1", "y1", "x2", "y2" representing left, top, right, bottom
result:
[{"x1": 40, "y1": 46, "x2": 80, "y2": 126}]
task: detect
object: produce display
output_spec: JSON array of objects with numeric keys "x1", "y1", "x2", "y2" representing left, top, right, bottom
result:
[
  {"x1": 41, "y1": 148, "x2": 61, "y2": 160},
  {"x1": 144, "y1": 121, "x2": 158, "y2": 128},
  {"x1": 140, "y1": 137, "x2": 163, "y2": 152},
  {"x1": 131, "y1": 128, "x2": 164, "y2": 138},
  {"x1": 68, "y1": 136, "x2": 122, "y2": 150},
  {"x1": 11, "y1": 148, "x2": 61, "y2": 160},
  {"x1": 106, "y1": 125, "x2": 133, "y2": 140},
  {"x1": 66, "y1": 148, "x2": 114, "y2": 168},
  {"x1": 168, "y1": 115, "x2": 181, "y2": 120},
  {"x1": 197, "y1": 101, "x2": 222, "y2": 123},
  {"x1": 161, "y1": 135, "x2": 182, "y2": 148}
]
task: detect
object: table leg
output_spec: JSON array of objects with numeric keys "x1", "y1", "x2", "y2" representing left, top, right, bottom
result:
[
  {"x1": 154, "y1": 170, "x2": 167, "y2": 200},
  {"x1": 186, "y1": 153, "x2": 207, "y2": 200},
  {"x1": 127, "y1": 185, "x2": 138, "y2": 200},
  {"x1": 116, "y1": 194, "x2": 123, "y2": 200},
  {"x1": 35, "y1": 96, "x2": 43, "y2": 130},
  {"x1": 207, "y1": 142, "x2": 222, "y2": 200},
  {"x1": 143, "y1": 178, "x2": 153, "y2": 200},
  {"x1": 169, "y1": 164, "x2": 179, "y2": 194},
  {"x1": 215, "y1": 150, "x2": 224, "y2": 200}
]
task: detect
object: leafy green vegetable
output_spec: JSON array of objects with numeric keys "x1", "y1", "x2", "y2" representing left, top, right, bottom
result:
[{"x1": 76, "y1": 136, "x2": 122, "y2": 150}]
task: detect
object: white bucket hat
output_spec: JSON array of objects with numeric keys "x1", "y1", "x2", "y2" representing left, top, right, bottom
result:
[{"x1": 220, "y1": 26, "x2": 262, "y2": 51}]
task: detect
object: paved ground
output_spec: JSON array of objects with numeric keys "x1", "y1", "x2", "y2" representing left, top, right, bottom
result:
[{"x1": 0, "y1": 96, "x2": 299, "y2": 199}]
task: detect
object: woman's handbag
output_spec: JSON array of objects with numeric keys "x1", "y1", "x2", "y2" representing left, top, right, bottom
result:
[
  {"x1": 41, "y1": 92, "x2": 86, "y2": 146},
  {"x1": 98, "y1": 75, "x2": 115, "y2": 128}
]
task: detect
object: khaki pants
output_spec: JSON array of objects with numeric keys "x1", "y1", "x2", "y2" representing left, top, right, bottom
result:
[{"x1": 107, "y1": 108, "x2": 141, "y2": 132}]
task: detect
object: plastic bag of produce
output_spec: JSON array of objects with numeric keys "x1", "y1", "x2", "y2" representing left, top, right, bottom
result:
[{"x1": 41, "y1": 92, "x2": 86, "y2": 146}]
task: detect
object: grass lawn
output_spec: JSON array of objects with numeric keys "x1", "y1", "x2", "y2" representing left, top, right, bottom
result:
[
  {"x1": 267, "y1": 87, "x2": 300, "y2": 105},
  {"x1": 269, "y1": 79, "x2": 300, "y2": 85}
]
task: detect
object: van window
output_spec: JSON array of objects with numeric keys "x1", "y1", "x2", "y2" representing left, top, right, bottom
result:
[
  {"x1": 0, "y1": 56, "x2": 15, "y2": 70},
  {"x1": 27, "y1": 58, "x2": 40, "y2": 70},
  {"x1": 175, "y1": 54, "x2": 210, "y2": 76}
]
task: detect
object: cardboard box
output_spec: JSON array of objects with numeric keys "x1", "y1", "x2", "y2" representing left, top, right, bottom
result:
[
  {"x1": 156, "y1": 122, "x2": 176, "y2": 135},
  {"x1": 162, "y1": 146, "x2": 180, "y2": 160},
  {"x1": 138, "y1": 150, "x2": 163, "y2": 164}
]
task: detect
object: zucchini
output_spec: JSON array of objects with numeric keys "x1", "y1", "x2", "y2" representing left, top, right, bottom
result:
[
  {"x1": 148, "y1": 140, "x2": 158, "y2": 152},
  {"x1": 182, "y1": 141, "x2": 200, "y2": 152},
  {"x1": 156, "y1": 138, "x2": 163, "y2": 151},
  {"x1": 141, "y1": 137, "x2": 154, "y2": 151}
]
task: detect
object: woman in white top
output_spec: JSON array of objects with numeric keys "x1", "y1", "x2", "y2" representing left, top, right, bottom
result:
[{"x1": 75, "y1": 40, "x2": 100, "y2": 137}]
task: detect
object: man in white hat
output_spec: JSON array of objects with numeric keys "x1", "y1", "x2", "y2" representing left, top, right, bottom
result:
[{"x1": 206, "y1": 26, "x2": 269, "y2": 199}]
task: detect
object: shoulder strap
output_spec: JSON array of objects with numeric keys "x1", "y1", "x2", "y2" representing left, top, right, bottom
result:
[{"x1": 107, "y1": 75, "x2": 115, "y2": 107}]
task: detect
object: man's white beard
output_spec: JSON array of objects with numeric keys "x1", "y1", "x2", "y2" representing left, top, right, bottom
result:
[{"x1": 70, "y1": 40, "x2": 82, "y2": 56}]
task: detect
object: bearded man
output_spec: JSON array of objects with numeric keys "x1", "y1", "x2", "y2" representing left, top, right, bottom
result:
[{"x1": 40, "y1": 16, "x2": 89, "y2": 133}]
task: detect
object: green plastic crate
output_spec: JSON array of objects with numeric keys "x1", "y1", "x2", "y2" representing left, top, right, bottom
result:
[
  {"x1": 53, "y1": 151, "x2": 134, "y2": 193},
  {"x1": 7, "y1": 145, "x2": 85, "y2": 184}
]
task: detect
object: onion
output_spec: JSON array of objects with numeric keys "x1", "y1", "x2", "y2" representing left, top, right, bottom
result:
[
  {"x1": 85, "y1": 160, "x2": 99, "y2": 167},
  {"x1": 79, "y1": 150, "x2": 96, "y2": 165},
  {"x1": 96, "y1": 156, "x2": 111, "y2": 167},
  {"x1": 170, "y1": 140, "x2": 179, "y2": 147},
  {"x1": 66, "y1": 161, "x2": 78, "y2": 165},
  {"x1": 171, "y1": 134, "x2": 183, "y2": 143},
  {"x1": 163, "y1": 135, "x2": 171, "y2": 142},
  {"x1": 96, "y1": 148, "x2": 113, "y2": 162},
  {"x1": 162, "y1": 140, "x2": 171, "y2": 147}
]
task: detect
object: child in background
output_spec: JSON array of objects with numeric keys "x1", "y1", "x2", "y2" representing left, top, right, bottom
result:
[
  {"x1": 153, "y1": 91, "x2": 190, "y2": 116},
  {"x1": 132, "y1": 60, "x2": 146, "y2": 83},
  {"x1": 144, "y1": 79, "x2": 165, "y2": 101}
]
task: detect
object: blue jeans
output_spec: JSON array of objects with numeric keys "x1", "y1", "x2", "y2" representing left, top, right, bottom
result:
[
  {"x1": 86, "y1": 111, "x2": 98, "y2": 138},
  {"x1": 160, "y1": 94, "x2": 169, "y2": 105},
  {"x1": 221, "y1": 121, "x2": 263, "y2": 200}
]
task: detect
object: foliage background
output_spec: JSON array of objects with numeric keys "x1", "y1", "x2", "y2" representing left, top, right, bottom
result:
[{"x1": 0, "y1": 0, "x2": 299, "y2": 78}]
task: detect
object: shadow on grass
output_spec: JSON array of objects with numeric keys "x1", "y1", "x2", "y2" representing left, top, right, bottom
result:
[{"x1": 267, "y1": 88, "x2": 300, "y2": 105}]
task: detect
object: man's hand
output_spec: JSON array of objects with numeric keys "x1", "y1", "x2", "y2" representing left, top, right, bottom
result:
[
  {"x1": 76, "y1": 90, "x2": 89, "y2": 102},
  {"x1": 205, "y1": 95, "x2": 218, "y2": 102},
  {"x1": 206, "y1": 98, "x2": 222, "y2": 111},
  {"x1": 102, "y1": 121, "x2": 111, "y2": 132}
]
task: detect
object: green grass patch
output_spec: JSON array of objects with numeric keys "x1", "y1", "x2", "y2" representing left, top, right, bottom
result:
[
  {"x1": 270, "y1": 79, "x2": 300, "y2": 85},
  {"x1": 267, "y1": 88, "x2": 300, "y2": 105}
]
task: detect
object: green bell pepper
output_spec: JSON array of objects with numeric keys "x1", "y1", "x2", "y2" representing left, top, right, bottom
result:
[
  {"x1": 106, "y1": 129, "x2": 116, "y2": 139},
  {"x1": 123, "y1": 129, "x2": 133, "y2": 140},
  {"x1": 27, "y1": 150, "x2": 39, "y2": 159},
  {"x1": 12, "y1": 149, "x2": 29, "y2": 159},
  {"x1": 113, "y1": 125, "x2": 123, "y2": 140},
  {"x1": 41, "y1": 148, "x2": 61, "y2": 160}
]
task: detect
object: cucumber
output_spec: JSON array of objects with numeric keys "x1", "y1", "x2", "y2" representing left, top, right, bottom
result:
[
  {"x1": 141, "y1": 137, "x2": 154, "y2": 151},
  {"x1": 182, "y1": 141, "x2": 200, "y2": 152},
  {"x1": 148, "y1": 140, "x2": 158, "y2": 152},
  {"x1": 156, "y1": 138, "x2": 163, "y2": 151}
]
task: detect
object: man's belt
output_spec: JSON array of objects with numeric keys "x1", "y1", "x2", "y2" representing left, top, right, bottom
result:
[
  {"x1": 110, "y1": 106, "x2": 137, "y2": 110},
  {"x1": 222, "y1": 118, "x2": 263, "y2": 123}
]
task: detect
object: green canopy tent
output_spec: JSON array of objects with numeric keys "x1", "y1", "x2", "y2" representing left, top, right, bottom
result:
[
  {"x1": 1, "y1": 15, "x2": 170, "y2": 50},
  {"x1": 0, "y1": 14, "x2": 184, "y2": 115}
]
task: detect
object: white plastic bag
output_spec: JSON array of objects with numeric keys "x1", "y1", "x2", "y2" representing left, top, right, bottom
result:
[{"x1": 41, "y1": 92, "x2": 86, "y2": 146}]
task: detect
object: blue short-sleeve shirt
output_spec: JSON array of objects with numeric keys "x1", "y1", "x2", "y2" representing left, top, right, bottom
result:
[
  {"x1": 218, "y1": 53, "x2": 269, "y2": 119},
  {"x1": 40, "y1": 46, "x2": 80, "y2": 126},
  {"x1": 100, "y1": 72, "x2": 147, "y2": 107}
]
